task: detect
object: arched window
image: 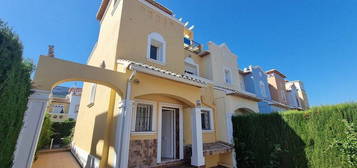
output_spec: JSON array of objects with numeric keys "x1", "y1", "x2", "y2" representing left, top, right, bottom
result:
[
  {"x1": 224, "y1": 68, "x2": 232, "y2": 84},
  {"x1": 184, "y1": 57, "x2": 199, "y2": 76},
  {"x1": 259, "y1": 81, "x2": 267, "y2": 97},
  {"x1": 147, "y1": 32, "x2": 166, "y2": 64}
]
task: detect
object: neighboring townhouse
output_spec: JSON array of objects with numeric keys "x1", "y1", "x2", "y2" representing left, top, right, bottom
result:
[
  {"x1": 241, "y1": 66, "x2": 309, "y2": 113},
  {"x1": 47, "y1": 97, "x2": 70, "y2": 122},
  {"x1": 202, "y1": 42, "x2": 261, "y2": 158},
  {"x1": 241, "y1": 66, "x2": 273, "y2": 113},
  {"x1": 286, "y1": 80, "x2": 310, "y2": 110},
  {"x1": 47, "y1": 87, "x2": 82, "y2": 122},
  {"x1": 285, "y1": 82, "x2": 302, "y2": 109},
  {"x1": 266, "y1": 69, "x2": 292, "y2": 111},
  {"x1": 67, "y1": 87, "x2": 82, "y2": 119},
  {"x1": 69, "y1": 0, "x2": 308, "y2": 168}
]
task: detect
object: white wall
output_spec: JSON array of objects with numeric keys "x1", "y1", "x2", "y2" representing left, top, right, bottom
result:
[
  {"x1": 67, "y1": 93, "x2": 81, "y2": 119},
  {"x1": 207, "y1": 42, "x2": 242, "y2": 91}
]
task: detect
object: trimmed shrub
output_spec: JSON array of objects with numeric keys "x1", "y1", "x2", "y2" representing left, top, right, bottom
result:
[
  {"x1": 51, "y1": 119, "x2": 76, "y2": 147},
  {"x1": 232, "y1": 103, "x2": 357, "y2": 168},
  {"x1": 37, "y1": 114, "x2": 53, "y2": 150},
  {"x1": 0, "y1": 20, "x2": 33, "y2": 167}
]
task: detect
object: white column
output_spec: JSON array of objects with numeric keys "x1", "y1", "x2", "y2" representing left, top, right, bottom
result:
[
  {"x1": 114, "y1": 100, "x2": 133, "y2": 168},
  {"x1": 12, "y1": 89, "x2": 50, "y2": 168},
  {"x1": 191, "y1": 107, "x2": 205, "y2": 166},
  {"x1": 226, "y1": 112, "x2": 234, "y2": 144},
  {"x1": 227, "y1": 112, "x2": 238, "y2": 168}
]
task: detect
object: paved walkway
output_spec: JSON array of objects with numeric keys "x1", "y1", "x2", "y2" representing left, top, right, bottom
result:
[{"x1": 32, "y1": 151, "x2": 81, "y2": 168}]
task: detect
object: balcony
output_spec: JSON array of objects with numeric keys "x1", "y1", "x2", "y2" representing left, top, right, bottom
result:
[{"x1": 184, "y1": 37, "x2": 202, "y2": 54}]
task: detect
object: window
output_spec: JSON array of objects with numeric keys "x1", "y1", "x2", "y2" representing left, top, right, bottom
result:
[
  {"x1": 135, "y1": 103, "x2": 153, "y2": 132},
  {"x1": 185, "y1": 63, "x2": 198, "y2": 75},
  {"x1": 75, "y1": 105, "x2": 80, "y2": 113},
  {"x1": 150, "y1": 45, "x2": 159, "y2": 60},
  {"x1": 201, "y1": 109, "x2": 214, "y2": 131},
  {"x1": 88, "y1": 84, "x2": 97, "y2": 107},
  {"x1": 147, "y1": 32, "x2": 166, "y2": 64},
  {"x1": 224, "y1": 68, "x2": 232, "y2": 84},
  {"x1": 52, "y1": 104, "x2": 64, "y2": 114},
  {"x1": 260, "y1": 81, "x2": 267, "y2": 97},
  {"x1": 184, "y1": 57, "x2": 199, "y2": 76},
  {"x1": 184, "y1": 37, "x2": 191, "y2": 46}
]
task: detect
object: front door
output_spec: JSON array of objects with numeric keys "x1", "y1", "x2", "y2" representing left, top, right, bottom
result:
[{"x1": 161, "y1": 108, "x2": 175, "y2": 160}]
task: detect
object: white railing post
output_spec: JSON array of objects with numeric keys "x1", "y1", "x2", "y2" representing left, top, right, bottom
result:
[
  {"x1": 12, "y1": 89, "x2": 50, "y2": 168},
  {"x1": 191, "y1": 107, "x2": 205, "y2": 166},
  {"x1": 114, "y1": 100, "x2": 133, "y2": 168}
]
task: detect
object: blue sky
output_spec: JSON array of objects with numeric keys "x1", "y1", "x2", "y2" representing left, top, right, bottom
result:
[{"x1": 1, "y1": 0, "x2": 357, "y2": 106}]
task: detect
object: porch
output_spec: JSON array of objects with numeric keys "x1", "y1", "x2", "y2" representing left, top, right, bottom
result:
[{"x1": 32, "y1": 149, "x2": 81, "y2": 168}]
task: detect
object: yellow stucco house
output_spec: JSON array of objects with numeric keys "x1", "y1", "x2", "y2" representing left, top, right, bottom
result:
[
  {"x1": 68, "y1": 0, "x2": 261, "y2": 167},
  {"x1": 46, "y1": 97, "x2": 70, "y2": 122}
]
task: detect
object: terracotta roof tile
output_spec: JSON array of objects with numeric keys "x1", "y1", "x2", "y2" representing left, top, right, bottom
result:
[{"x1": 118, "y1": 59, "x2": 209, "y2": 86}]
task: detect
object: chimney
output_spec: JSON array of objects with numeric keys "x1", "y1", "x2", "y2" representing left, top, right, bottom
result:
[{"x1": 48, "y1": 45, "x2": 55, "y2": 57}]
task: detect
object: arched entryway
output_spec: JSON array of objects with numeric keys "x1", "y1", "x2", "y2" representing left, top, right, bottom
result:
[
  {"x1": 234, "y1": 107, "x2": 256, "y2": 116},
  {"x1": 12, "y1": 56, "x2": 128, "y2": 168},
  {"x1": 126, "y1": 93, "x2": 196, "y2": 167},
  {"x1": 227, "y1": 107, "x2": 257, "y2": 144},
  {"x1": 13, "y1": 55, "x2": 207, "y2": 168}
]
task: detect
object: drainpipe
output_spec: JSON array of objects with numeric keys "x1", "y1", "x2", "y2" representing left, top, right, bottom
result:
[
  {"x1": 117, "y1": 68, "x2": 136, "y2": 168},
  {"x1": 125, "y1": 68, "x2": 137, "y2": 101}
]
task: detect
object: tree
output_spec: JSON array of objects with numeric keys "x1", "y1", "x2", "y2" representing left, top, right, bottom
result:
[{"x1": 0, "y1": 20, "x2": 33, "y2": 168}]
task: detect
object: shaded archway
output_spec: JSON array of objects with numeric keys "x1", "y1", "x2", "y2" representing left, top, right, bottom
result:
[
  {"x1": 128, "y1": 93, "x2": 196, "y2": 166},
  {"x1": 13, "y1": 56, "x2": 128, "y2": 168},
  {"x1": 234, "y1": 108, "x2": 256, "y2": 116},
  {"x1": 135, "y1": 93, "x2": 196, "y2": 108}
]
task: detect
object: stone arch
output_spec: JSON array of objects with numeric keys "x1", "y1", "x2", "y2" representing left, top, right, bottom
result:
[
  {"x1": 32, "y1": 56, "x2": 128, "y2": 96},
  {"x1": 13, "y1": 56, "x2": 129, "y2": 168},
  {"x1": 134, "y1": 93, "x2": 196, "y2": 108},
  {"x1": 233, "y1": 106, "x2": 256, "y2": 116}
]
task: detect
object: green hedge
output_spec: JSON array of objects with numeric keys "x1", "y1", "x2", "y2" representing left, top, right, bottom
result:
[
  {"x1": 0, "y1": 20, "x2": 33, "y2": 167},
  {"x1": 232, "y1": 103, "x2": 357, "y2": 168},
  {"x1": 37, "y1": 114, "x2": 53, "y2": 151},
  {"x1": 51, "y1": 120, "x2": 76, "y2": 147}
]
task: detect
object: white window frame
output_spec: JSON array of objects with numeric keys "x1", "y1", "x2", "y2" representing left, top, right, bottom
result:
[
  {"x1": 157, "y1": 102, "x2": 184, "y2": 163},
  {"x1": 131, "y1": 100, "x2": 157, "y2": 134},
  {"x1": 201, "y1": 107, "x2": 214, "y2": 132},
  {"x1": 147, "y1": 32, "x2": 166, "y2": 65},
  {"x1": 224, "y1": 67, "x2": 233, "y2": 85},
  {"x1": 260, "y1": 81, "x2": 267, "y2": 97},
  {"x1": 88, "y1": 84, "x2": 97, "y2": 107},
  {"x1": 52, "y1": 104, "x2": 65, "y2": 114},
  {"x1": 184, "y1": 57, "x2": 199, "y2": 76}
]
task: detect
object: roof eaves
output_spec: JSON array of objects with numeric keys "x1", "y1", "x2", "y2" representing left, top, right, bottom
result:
[
  {"x1": 117, "y1": 59, "x2": 209, "y2": 88},
  {"x1": 96, "y1": 0, "x2": 110, "y2": 21},
  {"x1": 227, "y1": 91, "x2": 261, "y2": 102},
  {"x1": 266, "y1": 69, "x2": 287, "y2": 78},
  {"x1": 144, "y1": 0, "x2": 173, "y2": 15}
]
